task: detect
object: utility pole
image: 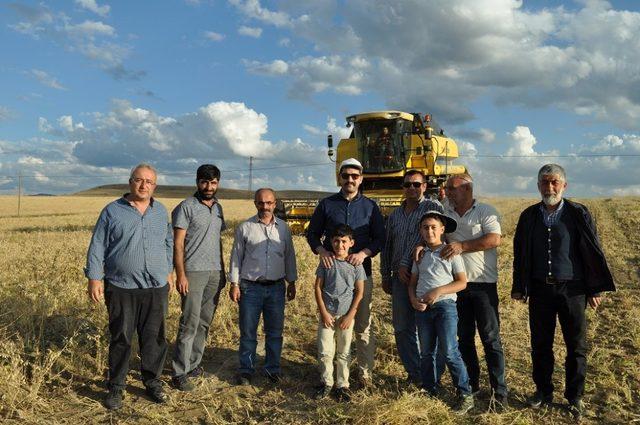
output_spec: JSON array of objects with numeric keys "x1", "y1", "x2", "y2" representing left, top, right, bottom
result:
[
  {"x1": 248, "y1": 156, "x2": 253, "y2": 195},
  {"x1": 17, "y1": 171, "x2": 22, "y2": 217}
]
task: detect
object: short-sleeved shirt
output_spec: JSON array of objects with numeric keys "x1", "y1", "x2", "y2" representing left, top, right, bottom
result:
[
  {"x1": 172, "y1": 195, "x2": 226, "y2": 272},
  {"x1": 316, "y1": 259, "x2": 366, "y2": 316},
  {"x1": 411, "y1": 244, "x2": 465, "y2": 303},
  {"x1": 445, "y1": 200, "x2": 501, "y2": 283}
]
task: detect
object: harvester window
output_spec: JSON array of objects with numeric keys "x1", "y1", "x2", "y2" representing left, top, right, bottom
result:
[{"x1": 356, "y1": 119, "x2": 409, "y2": 174}]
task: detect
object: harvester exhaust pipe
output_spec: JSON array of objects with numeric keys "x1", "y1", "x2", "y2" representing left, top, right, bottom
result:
[{"x1": 328, "y1": 134, "x2": 334, "y2": 159}]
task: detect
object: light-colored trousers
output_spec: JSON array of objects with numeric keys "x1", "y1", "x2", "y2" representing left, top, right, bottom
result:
[
  {"x1": 317, "y1": 314, "x2": 354, "y2": 388},
  {"x1": 354, "y1": 276, "x2": 375, "y2": 378}
]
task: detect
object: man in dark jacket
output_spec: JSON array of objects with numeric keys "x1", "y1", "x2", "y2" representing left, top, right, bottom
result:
[{"x1": 512, "y1": 164, "x2": 615, "y2": 419}]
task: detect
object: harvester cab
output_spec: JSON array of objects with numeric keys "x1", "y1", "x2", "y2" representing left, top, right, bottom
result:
[{"x1": 282, "y1": 110, "x2": 467, "y2": 233}]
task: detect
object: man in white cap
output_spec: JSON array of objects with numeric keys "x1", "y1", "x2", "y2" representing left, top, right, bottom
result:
[{"x1": 307, "y1": 158, "x2": 385, "y2": 389}]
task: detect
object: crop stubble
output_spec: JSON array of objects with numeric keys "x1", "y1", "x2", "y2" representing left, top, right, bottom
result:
[{"x1": 0, "y1": 195, "x2": 638, "y2": 424}]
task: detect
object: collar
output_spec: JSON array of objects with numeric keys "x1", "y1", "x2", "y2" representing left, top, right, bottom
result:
[
  {"x1": 338, "y1": 189, "x2": 362, "y2": 202},
  {"x1": 121, "y1": 193, "x2": 154, "y2": 207},
  {"x1": 251, "y1": 214, "x2": 278, "y2": 225},
  {"x1": 425, "y1": 243, "x2": 445, "y2": 253},
  {"x1": 193, "y1": 191, "x2": 218, "y2": 205},
  {"x1": 539, "y1": 198, "x2": 565, "y2": 214}
]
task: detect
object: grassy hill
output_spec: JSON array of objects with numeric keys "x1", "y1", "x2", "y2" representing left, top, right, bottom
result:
[{"x1": 73, "y1": 184, "x2": 332, "y2": 200}]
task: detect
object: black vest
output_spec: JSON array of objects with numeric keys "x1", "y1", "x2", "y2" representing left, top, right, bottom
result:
[{"x1": 531, "y1": 207, "x2": 584, "y2": 281}]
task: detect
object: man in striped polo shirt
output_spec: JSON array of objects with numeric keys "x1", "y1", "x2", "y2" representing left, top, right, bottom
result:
[
  {"x1": 381, "y1": 169, "x2": 442, "y2": 385},
  {"x1": 85, "y1": 163, "x2": 173, "y2": 410},
  {"x1": 171, "y1": 164, "x2": 226, "y2": 391}
]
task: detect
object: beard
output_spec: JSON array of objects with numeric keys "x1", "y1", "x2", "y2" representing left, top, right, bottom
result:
[
  {"x1": 198, "y1": 189, "x2": 216, "y2": 200},
  {"x1": 542, "y1": 193, "x2": 562, "y2": 206}
]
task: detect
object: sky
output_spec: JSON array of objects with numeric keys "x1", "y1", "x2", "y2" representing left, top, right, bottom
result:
[{"x1": 1, "y1": 0, "x2": 640, "y2": 197}]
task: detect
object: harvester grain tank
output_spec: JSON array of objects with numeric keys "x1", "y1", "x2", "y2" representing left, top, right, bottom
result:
[{"x1": 282, "y1": 110, "x2": 467, "y2": 233}]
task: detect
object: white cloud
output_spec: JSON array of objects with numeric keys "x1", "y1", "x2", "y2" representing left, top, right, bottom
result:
[
  {"x1": 303, "y1": 124, "x2": 321, "y2": 135},
  {"x1": 246, "y1": 55, "x2": 369, "y2": 98},
  {"x1": 18, "y1": 156, "x2": 45, "y2": 165},
  {"x1": 279, "y1": 37, "x2": 290, "y2": 47},
  {"x1": 506, "y1": 126, "x2": 538, "y2": 156},
  {"x1": 229, "y1": 0, "x2": 291, "y2": 28},
  {"x1": 478, "y1": 128, "x2": 496, "y2": 143},
  {"x1": 0, "y1": 106, "x2": 13, "y2": 122},
  {"x1": 65, "y1": 20, "x2": 115, "y2": 37},
  {"x1": 203, "y1": 31, "x2": 225, "y2": 41},
  {"x1": 245, "y1": 59, "x2": 288, "y2": 74},
  {"x1": 238, "y1": 25, "x2": 263, "y2": 38},
  {"x1": 30, "y1": 69, "x2": 66, "y2": 90},
  {"x1": 237, "y1": 0, "x2": 640, "y2": 130},
  {"x1": 75, "y1": 0, "x2": 110, "y2": 17},
  {"x1": 10, "y1": 4, "x2": 142, "y2": 80}
]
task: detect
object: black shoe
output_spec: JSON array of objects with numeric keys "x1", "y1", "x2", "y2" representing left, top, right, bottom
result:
[
  {"x1": 568, "y1": 399, "x2": 585, "y2": 419},
  {"x1": 145, "y1": 386, "x2": 167, "y2": 404},
  {"x1": 104, "y1": 388, "x2": 123, "y2": 410},
  {"x1": 492, "y1": 394, "x2": 509, "y2": 412},
  {"x1": 171, "y1": 375, "x2": 195, "y2": 392},
  {"x1": 236, "y1": 373, "x2": 252, "y2": 386},
  {"x1": 314, "y1": 385, "x2": 332, "y2": 399},
  {"x1": 187, "y1": 366, "x2": 208, "y2": 379},
  {"x1": 334, "y1": 387, "x2": 351, "y2": 403},
  {"x1": 453, "y1": 394, "x2": 474, "y2": 415},
  {"x1": 264, "y1": 370, "x2": 281, "y2": 384},
  {"x1": 527, "y1": 391, "x2": 553, "y2": 408},
  {"x1": 406, "y1": 375, "x2": 422, "y2": 388}
]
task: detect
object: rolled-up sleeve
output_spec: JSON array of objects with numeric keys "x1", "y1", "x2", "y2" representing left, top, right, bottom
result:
[
  {"x1": 284, "y1": 226, "x2": 298, "y2": 283},
  {"x1": 306, "y1": 200, "x2": 325, "y2": 253},
  {"x1": 165, "y1": 221, "x2": 173, "y2": 270},
  {"x1": 365, "y1": 203, "x2": 385, "y2": 257},
  {"x1": 228, "y1": 225, "x2": 245, "y2": 283},
  {"x1": 380, "y1": 215, "x2": 393, "y2": 280},
  {"x1": 85, "y1": 209, "x2": 109, "y2": 280}
]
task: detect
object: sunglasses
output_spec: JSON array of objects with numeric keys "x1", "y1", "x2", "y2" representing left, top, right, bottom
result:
[
  {"x1": 340, "y1": 172, "x2": 361, "y2": 180},
  {"x1": 402, "y1": 181, "x2": 423, "y2": 188}
]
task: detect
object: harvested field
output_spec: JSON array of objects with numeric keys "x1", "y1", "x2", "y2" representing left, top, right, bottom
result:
[{"x1": 0, "y1": 195, "x2": 638, "y2": 424}]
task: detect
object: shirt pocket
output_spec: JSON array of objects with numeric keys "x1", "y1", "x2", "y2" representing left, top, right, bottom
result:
[{"x1": 470, "y1": 223, "x2": 483, "y2": 237}]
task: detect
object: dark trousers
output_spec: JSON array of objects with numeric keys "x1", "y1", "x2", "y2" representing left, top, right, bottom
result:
[
  {"x1": 529, "y1": 280, "x2": 587, "y2": 402},
  {"x1": 104, "y1": 282, "x2": 169, "y2": 391},
  {"x1": 457, "y1": 282, "x2": 507, "y2": 396}
]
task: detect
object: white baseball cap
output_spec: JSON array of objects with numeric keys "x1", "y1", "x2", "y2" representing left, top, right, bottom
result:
[{"x1": 339, "y1": 158, "x2": 363, "y2": 173}]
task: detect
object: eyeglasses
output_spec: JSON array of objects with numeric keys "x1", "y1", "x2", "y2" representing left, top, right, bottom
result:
[
  {"x1": 340, "y1": 173, "x2": 361, "y2": 180},
  {"x1": 402, "y1": 181, "x2": 423, "y2": 188},
  {"x1": 131, "y1": 178, "x2": 156, "y2": 186},
  {"x1": 255, "y1": 201, "x2": 275, "y2": 206}
]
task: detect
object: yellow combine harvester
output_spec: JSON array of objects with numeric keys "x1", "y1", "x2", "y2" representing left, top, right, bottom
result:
[{"x1": 282, "y1": 110, "x2": 467, "y2": 233}]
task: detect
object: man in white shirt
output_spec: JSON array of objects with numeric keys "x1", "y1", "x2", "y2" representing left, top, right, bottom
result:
[
  {"x1": 229, "y1": 188, "x2": 297, "y2": 385},
  {"x1": 442, "y1": 173, "x2": 508, "y2": 407}
]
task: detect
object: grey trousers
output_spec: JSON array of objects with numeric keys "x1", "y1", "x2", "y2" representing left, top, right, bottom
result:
[{"x1": 172, "y1": 270, "x2": 224, "y2": 378}]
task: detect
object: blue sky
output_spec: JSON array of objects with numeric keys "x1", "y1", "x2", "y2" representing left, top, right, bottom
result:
[{"x1": 1, "y1": 0, "x2": 640, "y2": 196}]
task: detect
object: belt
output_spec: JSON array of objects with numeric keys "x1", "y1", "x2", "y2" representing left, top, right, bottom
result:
[
  {"x1": 253, "y1": 278, "x2": 284, "y2": 286},
  {"x1": 544, "y1": 276, "x2": 573, "y2": 285}
]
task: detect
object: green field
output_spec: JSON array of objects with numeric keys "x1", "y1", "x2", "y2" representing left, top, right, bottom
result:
[{"x1": 0, "y1": 195, "x2": 638, "y2": 424}]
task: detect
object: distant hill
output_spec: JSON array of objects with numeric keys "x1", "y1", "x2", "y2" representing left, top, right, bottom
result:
[{"x1": 73, "y1": 184, "x2": 332, "y2": 199}]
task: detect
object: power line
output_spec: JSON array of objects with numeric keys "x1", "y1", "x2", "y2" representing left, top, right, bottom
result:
[{"x1": 2, "y1": 153, "x2": 640, "y2": 180}]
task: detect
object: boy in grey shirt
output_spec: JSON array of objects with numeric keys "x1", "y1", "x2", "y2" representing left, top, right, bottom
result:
[
  {"x1": 408, "y1": 211, "x2": 473, "y2": 415},
  {"x1": 314, "y1": 225, "x2": 365, "y2": 402}
]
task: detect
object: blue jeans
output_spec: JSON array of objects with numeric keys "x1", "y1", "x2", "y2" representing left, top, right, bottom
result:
[
  {"x1": 416, "y1": 299, "x2": 471, "y2": 395},
  {"x1": 238, "y1": 280, "x2": 286, "y2": 375},
  {"x1": 391, "y1": 276, "x2": 420, "y2": 381}
]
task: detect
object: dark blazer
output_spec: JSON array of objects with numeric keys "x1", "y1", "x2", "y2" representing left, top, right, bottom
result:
[{"x1": 512, "y1": 199, "x2": 615, "y2": 297}]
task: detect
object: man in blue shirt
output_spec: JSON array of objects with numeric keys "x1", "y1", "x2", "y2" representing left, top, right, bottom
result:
[
  {"x1": 85, "y1": 163, "x2": 173, "y2": 410},
  {"x1": 307, "y1": 158, "x2": 385, "y2": 388}
]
